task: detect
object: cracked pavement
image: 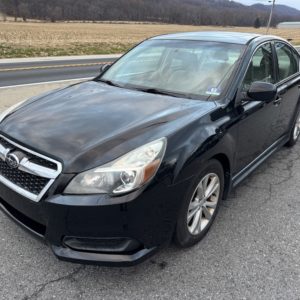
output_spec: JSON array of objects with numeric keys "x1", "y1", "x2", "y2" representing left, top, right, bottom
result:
[{"x1": 0, "y1": 141, "x2": 300, "y2": 299}]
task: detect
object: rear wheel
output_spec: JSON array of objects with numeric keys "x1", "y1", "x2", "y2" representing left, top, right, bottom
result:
[
  {"x1": 174, "y1": 159, "x2": 224, "y2": 248},
  {"x1": 286, "y1": 110, "x2": 300, "y2": 147}
]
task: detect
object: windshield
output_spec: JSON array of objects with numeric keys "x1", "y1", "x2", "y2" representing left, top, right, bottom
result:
[{"x1": 100, "y1": 39, "x2": 245, "y2": 100}]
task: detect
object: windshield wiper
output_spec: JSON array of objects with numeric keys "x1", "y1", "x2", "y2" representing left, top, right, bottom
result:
[
  {"x1": 138, "y1": 88, "x2": 187, "y2": 98},
  {"x1": 97, "y1": 79, "x2": 123, "y2": 88},
  {"x1": 97, "y1": 81, "x2": 190, "y2": 99}
]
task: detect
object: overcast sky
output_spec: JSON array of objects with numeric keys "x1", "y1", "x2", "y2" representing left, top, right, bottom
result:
[{"x1": 235, "y1": 0, "x2": 300, "y2": 10}]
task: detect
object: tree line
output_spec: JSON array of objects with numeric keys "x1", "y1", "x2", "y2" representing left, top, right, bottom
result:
[{"x1": 0, "y1": 0, "x2": 299, "y2": 27}]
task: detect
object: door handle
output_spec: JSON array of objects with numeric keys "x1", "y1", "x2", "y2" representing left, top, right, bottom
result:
[{"x1": 273, "y1": 97, "x2": 282, "y2": 105}]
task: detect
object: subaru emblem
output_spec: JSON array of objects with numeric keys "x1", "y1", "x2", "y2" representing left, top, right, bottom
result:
[{"x1": 5, "y1": 153, "x2": 20, "y2": 169}]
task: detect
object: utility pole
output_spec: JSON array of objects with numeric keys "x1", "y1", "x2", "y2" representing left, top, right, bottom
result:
[{"x1": 266, "y1": 0, "x2": 275, "y2": 34}]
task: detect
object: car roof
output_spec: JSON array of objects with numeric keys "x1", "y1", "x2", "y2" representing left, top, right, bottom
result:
[{"x1": 151, "y1": 31, "x2": 262, "y2": 45}]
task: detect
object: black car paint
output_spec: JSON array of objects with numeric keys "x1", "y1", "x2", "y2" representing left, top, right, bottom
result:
[
  {"x1": 0, "y1": 81, "x2": 216, "y2": 174},
  {"x1": 0, "y1": 33, "x2": 300, "y2": 266}
]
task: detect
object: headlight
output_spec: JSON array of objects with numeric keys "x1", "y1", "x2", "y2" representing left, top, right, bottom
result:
[
  {"x1": 64, "y1": 138, "x2": 167, "y2": 195},
  {"x1": 0, "y1": 99, "x2": 26, "y2": 123}
]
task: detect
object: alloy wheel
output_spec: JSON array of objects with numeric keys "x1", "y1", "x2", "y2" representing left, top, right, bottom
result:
[
  {"x1": 293, "y1": 114, "x2": 300, "y2": 140},
  {"x1": 187, "y1": 173, "x2": 220, "y2": 235}
]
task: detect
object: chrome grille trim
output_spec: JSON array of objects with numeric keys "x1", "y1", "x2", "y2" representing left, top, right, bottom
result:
[
  {"x1": 18, "y1": 158, "x2": 59, "y2": 179},
  {"x1": 0, "y1": 135, "x2": 62, "y2": 202},
  {"x1": 0, "y1": 143, "x2": 11, "y2": 161}
]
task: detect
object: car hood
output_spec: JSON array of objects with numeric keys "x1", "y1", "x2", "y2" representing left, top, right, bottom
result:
[{"x1": 0, "y1": 81, "x2": 216, "y2": 173}]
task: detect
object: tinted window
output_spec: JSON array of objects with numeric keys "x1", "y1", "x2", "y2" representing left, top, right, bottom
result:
[
  {"x1": 243, "y1": 43, "x2": 275, "y2": 91},
  {"x1": 275, "y1": 42, "x2": 299, "y2": 81}
]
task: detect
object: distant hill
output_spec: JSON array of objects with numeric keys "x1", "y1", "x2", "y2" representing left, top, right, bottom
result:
[
  {"x1": 1, "y1": 0, "x2": 300, "y2": 26},
  {"x1": 251, "y1": 3, "x2": 300, "y2": 17},
  {"x1": 188, "y1": 0, "x2": 300, "y2": 16}
]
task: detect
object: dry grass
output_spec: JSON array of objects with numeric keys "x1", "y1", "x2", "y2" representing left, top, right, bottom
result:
[{"x1": 0, "y1": 21, "x2": 299, "y2": 58}]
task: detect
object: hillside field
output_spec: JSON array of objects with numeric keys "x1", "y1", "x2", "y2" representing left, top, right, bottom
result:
[{"x1": 0, "y1": 21, "x2": 299, "y2": 58}]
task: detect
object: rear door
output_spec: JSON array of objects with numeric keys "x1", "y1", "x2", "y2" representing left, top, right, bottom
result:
[{"x1": 273, "y1": 41, "x2": 300, "y2": 137}]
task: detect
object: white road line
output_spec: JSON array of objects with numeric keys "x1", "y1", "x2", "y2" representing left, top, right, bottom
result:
[
  {"x1": 0, "y1": 62, "x2": 112, "y2": 72},
  {"x1": 0, "y1": 54, "x2": 122, "y2": 64},
  {"x1": 0, "y1": 77, "x2": 93, "y2": 89}
]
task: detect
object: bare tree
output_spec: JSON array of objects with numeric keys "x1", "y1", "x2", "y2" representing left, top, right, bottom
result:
[
  {"x1": 0, "y1": 0, "x2": 299, "y2": 27},
  {"x1": 18, "y1": 2, "x2": 29, "y2": 21},
  {"x1": 13, "y1": 0, "x2": 19, "y2": 21}
]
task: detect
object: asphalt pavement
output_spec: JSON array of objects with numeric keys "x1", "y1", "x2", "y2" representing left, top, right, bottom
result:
[
  {"x1": 0, "y1": 56, "x2": 119, "y2": 87},
  {"x1": 0, "y1": 140, "x2": 300, "y2": 299}
]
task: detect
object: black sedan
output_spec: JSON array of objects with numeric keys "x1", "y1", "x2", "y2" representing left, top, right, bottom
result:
[{"x1": 0, "y1": 32, "x2": 299, "y2": 266}]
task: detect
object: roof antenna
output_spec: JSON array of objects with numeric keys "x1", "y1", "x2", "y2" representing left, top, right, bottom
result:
[{"x1": 266, "y1": 0, "x2": 276, "y2": 34}]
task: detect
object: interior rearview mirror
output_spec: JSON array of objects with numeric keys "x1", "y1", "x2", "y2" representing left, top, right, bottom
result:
[
  {"x1": 99, "y1": 64, "x2": 111, "y2": 75},
  {"x1": 247, "y1": 82, "x2": 277, "y2": 102}
]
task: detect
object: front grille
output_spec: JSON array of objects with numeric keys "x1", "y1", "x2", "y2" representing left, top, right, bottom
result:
[
  {"x1": 0, "y1": 137, "x2": 11, "y2": 148},
  {"x1": 0, "y1": 137, "x2": 57, "y2": 171},
  {"x1": 0, "y1": 160, "x2": 50, "y2": 195},
  {"x1": 30, "y1": 157, "x2": 57, "y2": 170},
  {"x1": 0, "y1": 135, "x2": 62, "y2": 202}
]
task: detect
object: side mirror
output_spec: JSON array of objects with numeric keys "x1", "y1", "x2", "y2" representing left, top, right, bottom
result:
[
  {"x1": 99, "y1": 64, "x2": 111, "y2": 75},
  {"x1": 247, "y1": 82, "x2": 277, "y2": 102}
]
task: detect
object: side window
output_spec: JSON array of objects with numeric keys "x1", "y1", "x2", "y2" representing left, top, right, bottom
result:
[
  {"x1": 275, "y1": 42, "x2": 299, "y2": 81},
  {"x1": 243, "y1": 43, "x2": 275, "y2": 91}
]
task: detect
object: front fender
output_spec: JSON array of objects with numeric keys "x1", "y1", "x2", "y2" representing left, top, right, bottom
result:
[{"x1": 167, "y1": 107, "x2": 238, "y2": 186}]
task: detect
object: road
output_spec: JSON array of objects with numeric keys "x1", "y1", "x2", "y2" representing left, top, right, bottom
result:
[
  {"x1": 0, "y1": 142, "x2": 300, "y2": 299},
  {"x1": 0, "y1": 56, "x2": 119, "y2": 87},
  {"x1": 0, "y1": 46, "x2": 299, "y2": 88}
]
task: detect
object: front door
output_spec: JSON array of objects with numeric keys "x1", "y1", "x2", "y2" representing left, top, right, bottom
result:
[{"x1": 234, "y1": 42, "x2": 281, "y2": 173}]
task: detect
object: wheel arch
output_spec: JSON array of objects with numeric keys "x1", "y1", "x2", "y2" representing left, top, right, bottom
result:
[{"x1": 208, "y1": 153, "x2": 231, "y2": 200}]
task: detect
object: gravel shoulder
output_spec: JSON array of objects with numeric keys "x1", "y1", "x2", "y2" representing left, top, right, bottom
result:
[{"x1": 0, "y1": 80, "x2": 83, "y2": 111}]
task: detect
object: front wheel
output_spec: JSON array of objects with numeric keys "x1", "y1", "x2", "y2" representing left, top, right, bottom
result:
[
  {"x1": 174, "y1": 159, "x2": 224, "y2": 248},
  {"x1": 286, "y1": 110, "x2": 300, "y2": 147}
]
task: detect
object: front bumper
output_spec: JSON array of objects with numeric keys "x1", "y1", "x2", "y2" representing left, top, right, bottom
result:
[{"x1": 0, "y1": 178, "x2": 188, "y2": 266}]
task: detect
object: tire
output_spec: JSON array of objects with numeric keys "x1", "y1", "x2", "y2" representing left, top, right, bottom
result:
[
  {"x1": 174, "y1": 159, "x2": 224, "y2": 248},
  {"x1": 286, "y1": 110, "x2": 300, "y2": 147}
]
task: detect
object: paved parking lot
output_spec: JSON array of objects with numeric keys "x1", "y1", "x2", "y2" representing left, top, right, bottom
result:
[{"x1": 0, "y1": 133, "x2": 300, "y2": 299}]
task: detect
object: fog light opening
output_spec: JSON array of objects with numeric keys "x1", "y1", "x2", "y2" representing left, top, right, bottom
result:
[{"x1": 63, "y1": 236, "x2": 142, "y2": 254}]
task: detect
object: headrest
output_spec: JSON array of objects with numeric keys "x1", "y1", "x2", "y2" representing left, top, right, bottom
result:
[
  {"x1": 172, "y1": 50, "x2": 198, "y2": 66},
  {"x1": 211, "y1": 50, "x2": 229, "y2": 61}
]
